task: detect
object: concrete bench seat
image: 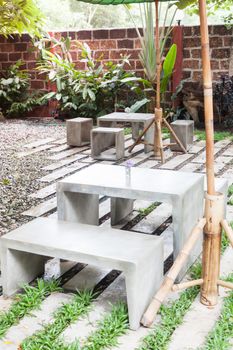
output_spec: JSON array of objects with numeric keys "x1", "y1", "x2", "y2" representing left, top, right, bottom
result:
[{"x1": 0, "y1": 217, "x2": 163, "y2": 330}]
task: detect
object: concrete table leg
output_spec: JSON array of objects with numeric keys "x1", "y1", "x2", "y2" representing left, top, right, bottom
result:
[
  {"x1": 132, "y1": 122, "x2": 140, "y2": 140},
  {"x1": 1, "y1": 247, "x2": 45, "y2": 296},
  {"x1": 111, "y1": 198, "x2": 134, "y2": 226},
  {"x1": 172, "y1": 177, "x2": 204, "y2": 282},
  {"x1": 144, "y1": 121, "x2": 154, "y2": 153},
  {"x1": 124, "y1": 239, "x2": 163, "y2": 330},
  {"x1": 57, "y1": 190, "x2": 99, "y2": 225}
]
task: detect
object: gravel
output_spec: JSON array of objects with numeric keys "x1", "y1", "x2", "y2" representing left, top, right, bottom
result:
[{"x1": 0, "y1": 118, "x2": 66, "y2": 236}]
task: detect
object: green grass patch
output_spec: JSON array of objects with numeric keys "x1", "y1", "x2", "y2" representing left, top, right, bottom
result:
[
  {"x1": 124, "y1": 127, "x2": 132, "y2": 136},
  {"x1": 162, "y1": 127, "x2": 170, "y2": 140},
  {"x1": 201, "y1": 275, "x2": 233, "y2": 350},
  {"x1": 195, "y1": 130, "x2": 233, "y2": 142},
  {"x1": 0, "y1": 279, "x2": 61, "y2": 339},
  {"x1": 138, "y1": 202, "x2": 159, "y2": 217},
  {"x1": 81, "y1": 303, "x2": 128, "y2": 350},
  {"x1": 21, "y1": 290, "x2": 94, "y2": 350}
]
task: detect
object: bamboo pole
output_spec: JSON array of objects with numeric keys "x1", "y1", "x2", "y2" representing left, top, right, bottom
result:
[
  {"x1": 198, "y1": 0, "x2": 215, "y2": 196},
  {"x1": 163, "y1": 118, "x2": 187, "y2": 153},
  {"x1": 221, "y1": 220, "x2": 233, "y2": 247},
  {"x1": 201, "y1": 192, "x2": 224, "y2": 306},
  {"x1": 141, "y1": 218, "x2": 206, "y2": 327},
  {"x1": 172, "y1": 279, "x2": 203, "y2": 292},
  {"x1": 217, "y1": 280, "x2": 233, "y2": 290}
]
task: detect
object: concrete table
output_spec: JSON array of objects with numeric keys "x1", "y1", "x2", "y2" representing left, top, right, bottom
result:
[
  {"x1": 57, "y1": 164, "x2": 205, "y2": 280},
  {"x1": 97, "y1": 112, "x2": 154, "y2": 153}
]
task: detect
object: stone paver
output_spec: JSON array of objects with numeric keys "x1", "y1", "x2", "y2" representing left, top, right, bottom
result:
[
  {"x1": 29, "y1": 184, "x2": 57, "y2": 199},
  {"x1": 48, "y1": 146, "x2": 89, "y2": 160},
  {"x1": 160, "y1": 154, "x2": 193, "y2": 170},
  {"x1": 23, "y1": 138, "x2": 55, "y2": 149},
  {"x1": 39, "y1": 162, "x2": 88, "y2": 182},
  {"x1": 22, "y1": 197, "x2": 57, "y2": 217}
]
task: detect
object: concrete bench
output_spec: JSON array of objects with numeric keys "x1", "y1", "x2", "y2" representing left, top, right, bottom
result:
[
  {"x1": 0, "y1": 218, "x2": 163, "y2": 330},
  {"x1": 91, "y1": 127, "x2": 125, "y2": 161},
  {"x1": 66, "y1": 118, "x2": 93, "y2": 146},
  {"x1": 97, "y1": 112, "x2": 154, "y2": 153}
]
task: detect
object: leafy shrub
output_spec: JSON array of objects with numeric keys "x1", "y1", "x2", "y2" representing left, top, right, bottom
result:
[
  {"x1": 214, "y1": 75, "x2": 233, "y2": 126},
  {"x1": 37, "y1": 36, "x2": 150, "y2": 119},
  {"x1": 0, "y1": 60, "x2": 45, "y2": 118}
]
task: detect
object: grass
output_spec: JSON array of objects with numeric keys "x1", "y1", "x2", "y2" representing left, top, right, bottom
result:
[
  {"x1": 20, "y1": 290, "x2": 94, "y2": 350},
  {"x1": 138, "y1": 202, "x2": 159, "y2": 217},
  {"x1": 81, "y1": 303, "x2": 128, "y2": 350},
  {"x1": 201, "y1": 275, "x2": 233, "y2": 350},
  {"x1": 124, "y1": 127, "x2": 132, "y2": 136},
  {"x1": 228, "y1": 185, "x2": 233, "y2": 206},
  {"x1": 195, "y1": 130, "x2": 233, "y2": 142},
  {"x1": 0, "y1": 279, "x2": 61, "y2": 339}
]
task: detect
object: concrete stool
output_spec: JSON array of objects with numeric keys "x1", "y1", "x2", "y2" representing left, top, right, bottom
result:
[
  {"x1": 170, "y1": 120, "x2": 194, "y2": 152},
  {"x1": 0, "y1": 217, "x2": 164, "y2": 330},
  {"x1": 91, "y1": 127, "x2": 124, "y2": 161},
  {"x1": 66, "y1": 118, "x2": 93, "y2": 146}
]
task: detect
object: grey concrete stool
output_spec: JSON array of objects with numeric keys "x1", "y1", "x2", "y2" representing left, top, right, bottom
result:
[
  {"x1": 0, "y1": 218, "x2": 164, "y2": 330},
  {"x1": 66, "y1": 118, "x2": 93, "y2": 146},
  {"x1": 170, "y1": 120, "x2": 194, "y2": 152},
  {"x1": 91, "y1": 127, "x2": 124, "y2": 161}
]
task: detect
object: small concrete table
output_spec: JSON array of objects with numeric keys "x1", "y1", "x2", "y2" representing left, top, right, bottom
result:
[
  {"x1": 97, "y1": 112, "x2": 154, "y2": 153},
  {"x1": 57, "y1": 164, "x2": 205, "y2": 280},
  {"x1": 66, "y1": 118, "x2": 93, "y2": 146}
]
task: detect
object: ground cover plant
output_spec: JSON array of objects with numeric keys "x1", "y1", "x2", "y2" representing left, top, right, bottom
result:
[{"x1": 0, "y1": 279, "x2": 61, "y2": 339}]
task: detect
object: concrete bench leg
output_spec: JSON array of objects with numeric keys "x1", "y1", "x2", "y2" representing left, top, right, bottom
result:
[
  {"x1": 57, "y1": 190, "x2": 99, "y2": 225},
  {"x1": 124, "y1": 243, "x2": 163, "y2": 330},
  {"x1": 172, "y1": 177, "x2": 204, "y2": 282},
  {"x1": 144, "y1": 121, "x2": 154, "y2": 153},
  {"x1": 1, "y1": 247, "x2": 45, "y2": 296},
  {"x1": 111, "y1": 198, "x2": 134, "y2": 226}
]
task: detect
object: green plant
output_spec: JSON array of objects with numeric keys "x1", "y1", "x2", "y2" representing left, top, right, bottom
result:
[
  {"x1": 0, "y1": 0, "x2": 43, "y2": 37},
  {"x1": 195, "y1": 130, "x2": 233, "y2": 141},
  {"x1": 138, "y1": 202, "x2": 159, "y2": 217},
  {"x1": 0, "y1": 279, "x2": 61, "y2": 339},
  {"x1": 37, "y1": 35, "x2": 148, "y2": 119},
  {"x1": 0, "y1": 60, "x2": 45, "y2": 117},
  {"x1": 21, "y1": 290, "x2": 94, "y2": 350}
]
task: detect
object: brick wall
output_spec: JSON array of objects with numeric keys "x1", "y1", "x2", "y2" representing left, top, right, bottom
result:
[{"x1": 0, "y1": 25, "x2": 232, "y2": 106}]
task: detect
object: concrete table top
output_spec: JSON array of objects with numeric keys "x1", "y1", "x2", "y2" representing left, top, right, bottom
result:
[
  {"x1": 57, "y1": 164, "x2": 204, "y2": 203},
  {"x1": 97, "y1": 112, "x2": 154, "y2": 123}
]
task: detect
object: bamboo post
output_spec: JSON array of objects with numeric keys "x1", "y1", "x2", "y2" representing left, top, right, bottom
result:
[
  {"x1": 154, "y1": 107, "x2": 164, "y2": 161},
  {"x1": 199, "y1": 0, "x2": 215, "y2": 196},
  {"x1": 201, "y1": 192, "x2": 224, "y2": 306},
  {"x1": 172, "y1": 279, "x2": 203, "y2": 292},
  {"x1": 217, "y1": 280, "x2": 233, "y2": 290},
  {"x1": 221, "y1": 220, "x2": 233, "y2": 247},
  {"x1": 141, "y1": 218, "x2": 206, "y2": 327}
]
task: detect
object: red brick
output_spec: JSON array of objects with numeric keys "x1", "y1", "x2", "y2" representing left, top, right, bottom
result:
[
  {"x1": 117, "y1": 39, "x2": 134, "y2": 49},
  {"x1": 0, "y1": 36, "x2": 5, "y2": 43},
  {"x1": 223, "y1": 37, "x2": 233, "y2": 47},
  {"x1": 77, "y1": 30, "x2": 92, "y2": 40},
  {"x1": 192, "y1": 26, "x2": 201, "y2": 36},
  {"x1": 93, "y1": 30, "x2": 109, "y2": 40},
  {"x1": 1, "y1": 62, "x2": 12, "y2": 70},
  {"x1": 183, "y1": 27, "x2": 192, "y2": 36},
  {"x1": 183, "y1": 37, "x2": 200, "y2": 48},
  {"x1": 183, "y1": 59, "x2": 200, "y2": 69},
  {"x1": 220, "y1": 60, "x2": 229, "y2": 70},
  {"x1": 134, "y1": 38, "x2": 142, "y2": 49},
  {"x1": 109, "y1": 29, "x2": 126, "y2": 39},
  {"x1": 15, "y1": 43, "x2": 28, "y2": 52},
  {"x1": 68, "y1": 31, "x2": 76, "y2": 40},
  {"x1": 1, "y1": 43, "x2": 14, "y2": 52},
  {"x1": 212, "y1": 48, "x2": 230, "y2": 59},
  {"x1": 182, "y1": 71, "x2": 192, "y2": 79},
  {"x1": 9, "y1": 53, "x2": 22, "y2": 61},
  {"x1": 211, "y1": 60, "x2": 219, "y2": 70},
  {"x1": 75, "y1": 61, "x2": 86, "y2": 70},
  {"x1": 210, "y1": 37, "x2": 223, "y2": 48},
  {"x1": 212, "y1": 25, "x2": 232, "y2": 36},
  {"x1": 213, "y1": 71, "x2": 228, "y2": 81},
  {"x1": 85, "y1": 41, "x2": 100, "y2": 50},
  {"x1": 27, "y1": 61, "x2": 37, "y2": 70},
  {"x1": 0, "y1": 53, "x2": 8, "y2": 61},
  {"x1": 183, "y1": 49, "x2": 191, "y2": 58},
  {"x1": 95, "y1": 50, "x2": 109, "y2": 60},
  {"x1": 30, "y1": 80, "x2": 45, "y2": 89},
  {"x1": 70, "y1": 51, "x2": 78, "y2": 61},
  {"x1": 127, "y1": 28, "x2": 142, "y2": 38},
  {"x1": 191, "y1": 49, "x2": 201, "y2": 58},
  {"x1": 99, "y1": 40, "x2": 116, "y2": 50},
  {"x1": 192, "y1": 71, "x2": 202, "y2": 81},
  {"x1": 23, "y1": 51, "x2": 37, "y2": 60},
  {"x1": 6, "y1": 34, "x2": 20, "y2": 43},
  {"x1": 21, "y1": 34, "x2": 31, "y2": 42}
]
